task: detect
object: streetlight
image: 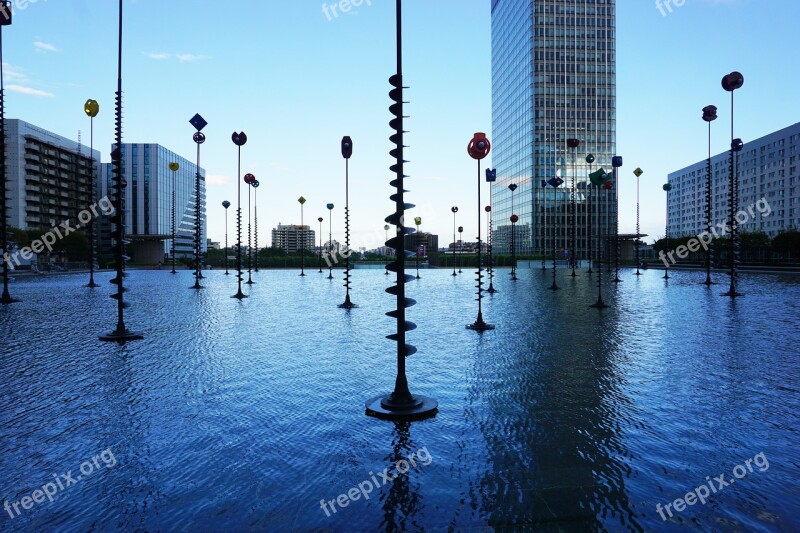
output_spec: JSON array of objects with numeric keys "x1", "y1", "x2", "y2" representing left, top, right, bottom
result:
[
  {"x1": 547, "y1": 176, "x2": 563, "y2": 291},
  {"x1": 663, "y1": 182, "x2": 671, "y2": 280},
  {"x1": 508, "y1": 182, "x2": 518, "y2": 280},
  {"x1": 326, "y1": 203, "x2": 334, "y2": 280},
  {"x1": 231, "y1": 131, "x2": 247, "y2": 300},
  {"x1": 100, "y1": 0, "x2": 141, "y2": 340},
  {"x1": 383, "y1": 224, "x2": 390, "y2": 276},
  {"x1": 82, "y1": 99, "x2": 101, "y2": 287},
  {"x1": 413, "y1": 216, "x2": 422, "y2": 280},
  {"x1": 633, "y1": 167, "x2": 644, "y2": 275},
  {"x1": 612, "y1": 155, "x2": 623, "y2": 283},
  {"x1": 339, "y1": 136, "x2": 356, "y2": 309},
  {"x1": 702, "y1": 104, "x2": 718, "y2": 286},
  {"x1": 450, "y1": 206, "x2": 458, "y2": 276},
  {"x1": 722, "y1": 70, "x2": 745, "y2": 298},
  {"x1": 298, "y1": 196, "x2": 307, "y2": 276},
  {"x1": 222, "y1": 200, "x2": 230, "y2": 274},
  {"x1": 586, "y1": 154, "x2": 596, "y2": 274},
  {"x1": 485, "y1": 168, "x2": 498, "y2": 292},
  {"x1": 244, "y1": 173, "x2": 255, "y2": 284},
  {"x1": 466, "y1": 132, "x2": 493, "y2": 331},
  {"x1": 0, "y1": 1, "x2": 16, "y2": 304},
  {"x1": 458, "y1": 225, "x2": 464, "y2": 274},
  {"x1": 189, "y1": 113, "x2": 207, "y2": 290},
  {"x1": 253, "y1": 180, "x2": 259, "y2": 273},
  {"x1": 318, "y1": 217, "x2": 324, "y2": 273}
]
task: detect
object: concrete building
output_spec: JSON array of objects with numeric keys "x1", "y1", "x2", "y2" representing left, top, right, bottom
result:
[
  {"x1": 667, "y1": 122, "x2": 800, "y2": 238},
  {"x1": 404, "y1": 231, "x2": 438, "y2": 265},
  {"x1": 5, "y1": 119, "x2": 100, "y2": 232},
  {"x1": 271, "y1": 224, "x2": 315, "y2": 254},
  {"x1": 491, "y1": 0, "x2": 617, "y2": 261},
  {"x1": 99, "y1": 144, "x2": 205, "y2": 263}
]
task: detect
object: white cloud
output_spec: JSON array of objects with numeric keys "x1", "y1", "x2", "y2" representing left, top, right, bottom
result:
[
  {"x1": 7, "y1": 85, "x2": 54, "y2": 98},
  {"x1": 33, "y1": 41, "x2": 61, "y2": 53},
  {"x1": 206, "y1": 174, "x2": 230, "y2": 186},
  {"x1": 176, "y1": 53, "x2": 210, "y2": 63},
  {"x1": 147, "y1": 52, "x2": 171, "y2": 60}
]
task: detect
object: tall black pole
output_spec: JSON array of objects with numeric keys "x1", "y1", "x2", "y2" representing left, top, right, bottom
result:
[
  {"x1": 366, "y1": 0, "x2": 436, "y2": 420},
  {"x1": 634, "y1": 167, "x2": 643, "y2": 275},
  {"x1": 84, "y1": 100, "x2": 100, "y2": 287},
  {"x1": 702, "y1": 105, "x2": 718, "y2": 286},
  {"x1": 612, "y1": 156, "x2": 623, "y2": 283},
  {"x1": 413, "y1": 216, "x2": 421, "y2": 280},
  {"x1": 508, "y1": 183, "x2": 518, "y2": 280},
  {"x1": 458, "y1": 226, "x2": 463, "y2": 273},
  {"x1": 318, "y1": 217, "x2": 324, "y2": 273},
  {"x1": 327, "y1": 204, "x2": 334, "y2": 280},
  {"x1": 340, "y1": 136, "x2": 355, "y2": 308},
  {"x1": 231, "y1": 132, "x2": 247, "y2": 299},
  {"x1": 467, "y1": 133, "x2": 493, "y2": 331},
  {"x1": 590, "y1": 181, "x2": 608, "y2": 309},
  {"x1": 567, "y1": 139, "x2": 580, "y2": 277},
  {"x1": 663, "y1": 182, "x2": 671, "y2": 280},
  {"x1": 586, "y1": 154, "x2": 595, "y2": 274},
  {"x1": 722, "y1": 71, "x2": 744, "y2": 298},
  {"x1": 0, "y1": 12, "x2": 17, "y2": 304},
  {"x1": 548, "y1": 177, "x2": 561, "y2": 291},
  {"x1": 100, "y1": 0, "x2": 141, "y2": 340},
  {"x1": 253, "y1": 180, "x2": 259, "y2": 273},
  {"x1": 384, "y1": 224, "x2": 390, "y2": 276},
  {"x1": 191, "y1": 134, "x2": 203, "y2": 289},
  {"x1": 486, "y1": 167, "x2": 497, "y2": 292},
  {"x1": 245, "y1": 174, "x2": 253, "y2": 284},
  {"x1": 222, "y1": 200, "x2": 230, "y2": 274},
  {"x1": 298, "y1": 196, "x2": 306, "y2": 277},
  {"x1": 451, "y1": 207, "x2": 458, "y2": 276}
]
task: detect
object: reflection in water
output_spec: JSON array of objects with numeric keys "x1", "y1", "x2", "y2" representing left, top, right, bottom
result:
[{"x1": 0, "y1": 270, "x2": 798, "y2": 531}]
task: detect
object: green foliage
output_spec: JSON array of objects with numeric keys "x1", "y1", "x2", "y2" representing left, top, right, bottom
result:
[{"x1": 772, "y1": 230, "x2": 800, "y2": 257}]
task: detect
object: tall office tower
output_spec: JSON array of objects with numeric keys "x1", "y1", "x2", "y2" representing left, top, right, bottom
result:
[
  {"x1": 491, "y1": 0, "x2": 616, "y2": 262},
  {"x1": 99, "y1": 144, "x2": 205, "y2": 263}
]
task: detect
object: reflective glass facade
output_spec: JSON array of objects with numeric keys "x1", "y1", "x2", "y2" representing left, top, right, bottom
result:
[
  {"x1": 491, "y1": 0, "x2": 617, "y2": 259},
  {"x1": 99, "y1": 144, "x2": 206, "y2": 257}
]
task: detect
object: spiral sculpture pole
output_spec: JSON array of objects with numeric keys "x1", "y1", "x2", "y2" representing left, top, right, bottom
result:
[
  {"x1": 547, "y1": 176, "x2": 563, "y2": 291},
  {"x1": 567, "y1": 138, "x2": 580, "y2": 277},
  {"x1": 634, "y1": 167, "x2": 644, "y2": 275},
  {"x1": 485, "y1": 167, "x2": 497, "y2": 292},
  {"x1": 339, "y1": 136, "x2": 356, "y2": 308},
  {"x1": 586, "y1": 154, "x2": 595, "y2": 274},
  {"x1": 100, "y1": 0, "x2": 141, "y2": 341},
  {"x1": 722, "y1": 71, "x2": 744, "y2": 298},
  {"x1": 245, "y1": 173, "x2": 254, "y2": 285},
  {"x1": 253, "y1": 180, "x2": 259, "y2": 273},
  {"x1": 663, "y1": 182, "x2": 671, "y2": 280},
  {"x1": 190, "y1": 126, "x2": 205, "y2": 290},
  {"x1": 231, "y1": 132, "x2": 247, "y2": 299},
  {"x1": 702, "y1": 105, "x2": 717, "y2": 286},
  {"x1": 612, "y1": 156, "x2": 623, "y2": 283},
  {"x1": 365, "y1": 0, "x2": 436, "y2": 421},
  {"x1": 169, "y1": 162, "x2": 179, "y2": 274},
  {"x1": 467, "y1": 133, "x2": 493, "y2": 331},
  {"x1": 222, "y1": 200, "x2": 230, "y2": 275},
  {"x1": 0, "y1": 10, "x2": 17, "y2": 304},
  {"x1": 84, "y1": 100, "x2": 100, "y2": 287},
  {"x1": 508, "y1": 182, "x2": 518, "y2": 281}
]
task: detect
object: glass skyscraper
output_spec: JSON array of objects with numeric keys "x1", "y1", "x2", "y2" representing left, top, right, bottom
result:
[
  {"x1": 491, "y1": 0, "x2": 617, "y2": 262},
  {"x1": 99, "y1": 144, "x2": 206, "y2": 258}
]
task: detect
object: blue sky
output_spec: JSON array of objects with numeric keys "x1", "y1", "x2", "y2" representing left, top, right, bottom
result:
[{"x1": 4, "y1": 0, "x2": 798, "y2": 249}]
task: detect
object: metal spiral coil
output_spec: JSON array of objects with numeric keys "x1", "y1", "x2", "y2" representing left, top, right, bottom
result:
[{"x1": 386, "y1": 73, "x2": 416, "y2": 360}]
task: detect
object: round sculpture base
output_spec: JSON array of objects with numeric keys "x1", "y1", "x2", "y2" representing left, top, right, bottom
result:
[
  {"x1": 1, "y1": 296, "x2": 21, "y2": 304},
  {"x1": 365, "y1": 394, "x2": 438, "y2": 421},
  {"x1": 338, "y1": 301, "x2": 358, "y2": 309},
  {"x1": 231, "y1": 291, "x2": 248, "y2": 300},
  {"x1": 722, "y1": 291, "x2": 744, "y2": 297},
  {"x1": 99, "y1": 329, "x2": 143, "y2": 342},
  {"x1": 466, "y1": 320, "x2": 495, "y2": 331},
  {"x1": 590, "y1": 299, "x2": 609, "y2": 309}
]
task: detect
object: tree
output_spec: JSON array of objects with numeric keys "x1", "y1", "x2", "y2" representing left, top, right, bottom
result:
[{"x1": 772, "y1": 230, "x2": 800, "y2": 260}]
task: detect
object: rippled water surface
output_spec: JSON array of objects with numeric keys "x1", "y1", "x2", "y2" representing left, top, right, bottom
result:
[{"x1": 1, "y1": 267, "x2": 799, "y2": 532}]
